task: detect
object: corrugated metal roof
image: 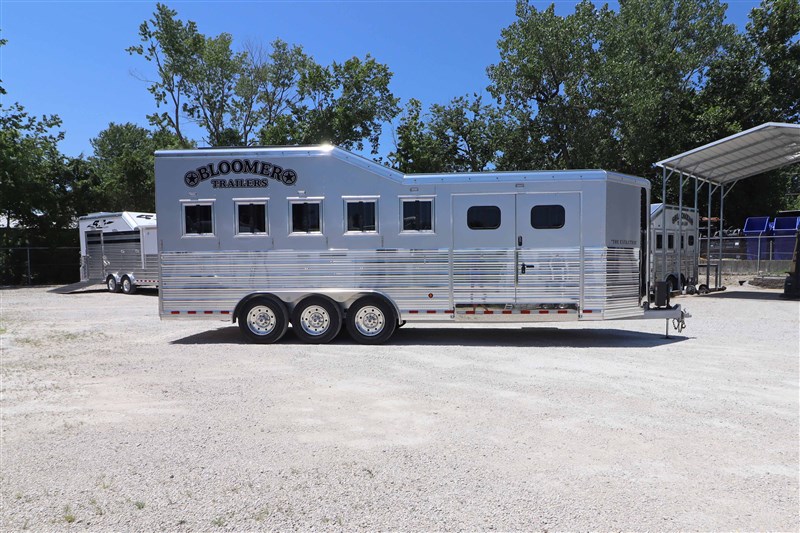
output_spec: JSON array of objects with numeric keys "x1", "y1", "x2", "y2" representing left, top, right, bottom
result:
[{"x1": 655, "y1": 122, "x2": 800, "y2": 185}]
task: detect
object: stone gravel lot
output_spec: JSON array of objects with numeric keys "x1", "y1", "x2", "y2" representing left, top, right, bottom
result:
[{"x1": 1, "y1": 285, "x2": 798, "y2": 531}]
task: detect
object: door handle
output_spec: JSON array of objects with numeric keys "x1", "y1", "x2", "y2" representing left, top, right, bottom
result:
[
  {"x1": 521, "y1": 263, "x2": 533, "y2": 274},
  {"x1": 517, "y1": 236, "x2": 522, "y2": 246}
]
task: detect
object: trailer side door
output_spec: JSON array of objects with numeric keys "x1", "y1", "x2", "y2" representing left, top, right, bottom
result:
[
  {"x1": 515, "y1": 193, "x2": 582, "y2": 307},
  {"x1": 451, "y1": 194, "x2": 517, "y2": 305}
]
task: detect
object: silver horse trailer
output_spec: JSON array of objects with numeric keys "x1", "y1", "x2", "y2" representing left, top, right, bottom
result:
[
  {"x1": 650, "y1": 203, "x2": 699, "y2": 293},
  {"x1": 78, "y1": 211, "x2": 159, "y2": 294},
  {"x1": 155, "y1": 146, "x2": 686, "y2": 344}
]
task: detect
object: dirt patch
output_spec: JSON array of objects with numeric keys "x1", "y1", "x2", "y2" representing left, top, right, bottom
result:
[{"x1": 1, "y1": 286, "x2": 798, "y2": 530}]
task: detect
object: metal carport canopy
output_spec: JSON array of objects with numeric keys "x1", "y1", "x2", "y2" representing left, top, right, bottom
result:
[
  {"x1": 655, "y1": 122, "x2": 800, "y2": 184},
  {"x1": 651, "y1": 122, "x2": 799, "y2": 294}
]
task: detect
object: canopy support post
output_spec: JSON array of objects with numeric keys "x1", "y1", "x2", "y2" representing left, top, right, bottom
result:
[
  {"x1": 661, "y1": 167, "x2": 673, "y2": 288},
  {"x1": 717, "y1": 184, "x2": 725, "y2": 289},
  {"x1": 678, "y1": 172, "x2": 684, "y2": 292},
  {"x1": 707, "y1": 181, "x2": 712, "y2": 290}
]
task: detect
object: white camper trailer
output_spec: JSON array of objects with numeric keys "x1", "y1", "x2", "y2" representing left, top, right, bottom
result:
[
  {"x1": 155, "y1": 146, "x2": 686, "y2": 344},
  {"x1": 650, "y1": 203, "x2": 699, "y2": 293},
  {"x1": 78, "y1": 212, "x2": 159, "y2": 294}
]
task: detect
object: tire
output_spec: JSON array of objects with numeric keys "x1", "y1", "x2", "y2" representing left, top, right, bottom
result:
[
  {"x1": 346, "y1": 296, "x2": 397, "y2": 345},
  {"x1": 686, "y1": 285, "x2": 697, "y2": 295},
  {"x1": 106, "y1": 276, "x2": 119, "y2": 293},
  {"x1": 238, "y1": 296, "x2": 289, "y2": 344},
  {"x1": 698, "y1": 284, "x2": 709, "y2": 295},
  {"x1": 665, "y1": 275, "x2": 679, "y2": 292},
  {"x1": 121, "y1": 276, "x2": 137, "y2": 295},
  {"x1": 291, "y1": 295, "x2": 342, "y2": 344}
]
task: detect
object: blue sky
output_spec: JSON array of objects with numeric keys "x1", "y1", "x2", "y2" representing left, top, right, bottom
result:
[{"x1": 1, "y1": 1, "x2": 760, "y2": 159}]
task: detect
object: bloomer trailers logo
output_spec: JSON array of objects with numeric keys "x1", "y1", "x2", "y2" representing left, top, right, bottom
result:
[
  {"x1": 184, "y1": 159, "x2": 298, "y2": 189},
  {"x1": 671, "y1": 212, "x2": 695, "y2": 226}
]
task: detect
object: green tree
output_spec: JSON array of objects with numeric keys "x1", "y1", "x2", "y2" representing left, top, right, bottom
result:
[
  {"x1": 747, "y1": 0, "x2": 800, "y2": 122},
  {"x1": 183, "y1": 33, "x2": 246, "y2": 146},
  {"x1": 390, "y1": 95, "x2": 502, "y2": 173},
  {"x1": 389, "y1": 99, "x2": 451, "y2": 173},
  {"x1": 488, "y1": 0, "x2": 737, "y2": 178},
  {"x1": 260, "y1": 54, "x2": 400, "y2": 154},
  {"x1": 237, "y1": 39, "x2": 309, "y2": 146},
  {"x1": 488, "y1": 1, "x2": 616, "y2": 170},
  {"x1": 127, "y1": 3, "x2": 202, "y2": 145},
  {"x1": 0, "y1": 102, "x2": 67, "y2": 231},
  {"x1": 130, "y1": 6, "x2": 399, "y2": 152},
  {"x1": 85, "y1": 123, "x2": 182, "y2": 212}
]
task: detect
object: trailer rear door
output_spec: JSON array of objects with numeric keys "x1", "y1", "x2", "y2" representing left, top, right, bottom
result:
[{"x1": 85, "y1": 231, "x2": 105, "y2": 281}]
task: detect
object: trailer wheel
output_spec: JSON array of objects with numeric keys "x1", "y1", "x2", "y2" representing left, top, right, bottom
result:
[
  {"x1": 106, "y1": 276, "x2": 119, "y2": 293},
  {"x1": 666, "y1": 275, "x2": 679, "y2": 292},
  {"x1": 346, "y1": 296, "x2": 397, "y2": 345},
  {"x1": 291, "y1": 295, "x2": 342, "y2": 344},
  {"x1": 121, "y1": 276, "x2": 137, "y2": 295},
  {"x1": 239, "y1": 296, "x2": 289, "y2": 344},
  {"x1": 698, "y1": 284, "x2": 709, "y2": 295}
]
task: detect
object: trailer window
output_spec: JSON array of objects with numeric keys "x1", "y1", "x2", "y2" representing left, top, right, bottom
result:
[
  {"x1": 688, "y1": 235, "x2": 695, "y2": 247},
  {"x1": 236, "y1": 202, "x2": 267, "y2": 235},
  {"x1": 291, "y1": 202, "x2": 321, "y2": 233},
  {"x1": 467, "y1": 206, "x2": 501, "y2": 230},
  {"x1": 656, "y1": 234, "x2": 663, "y2": 249},
  {"x1": 346, "y1": 201, "x2": 377, "y2": 232},
  {"x1": 183, "y1": 204, "x2": 214, "y2": 235},
  {"x1": 402, "y1": 199, "x2": 433, "y2": 232},
  {"x1": 530, "y1": 205, "x2": 565, "y2": 229},
  {"x1": 668, "y1": 234, "x2": 675, "y2": 249}
]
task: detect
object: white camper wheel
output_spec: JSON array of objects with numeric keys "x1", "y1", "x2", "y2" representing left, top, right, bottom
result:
[
  {"x1": 346, "y1": 296, "x2": 397, "y2": 345},
  {"x1": 121, "y1": 276, "x2": 137, "y2": 295},
  {"x1": 238, "y1": 296, "x2": 289, "y2": 344},
  {"x1": 291, "y1": 296, "x2": 342, "y2": 344},
  {"x1": 106, "y1": 276, "x2": 119, "y2": 293}
]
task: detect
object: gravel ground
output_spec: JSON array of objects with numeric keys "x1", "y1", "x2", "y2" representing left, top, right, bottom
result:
[{"x1": 1, "y1": 285, "x2": 798, "y2": 531}]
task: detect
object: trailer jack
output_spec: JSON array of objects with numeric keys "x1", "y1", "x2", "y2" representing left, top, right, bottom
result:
[{"x1": 666, "y1": 308, "x2": 689, "y2": 338}]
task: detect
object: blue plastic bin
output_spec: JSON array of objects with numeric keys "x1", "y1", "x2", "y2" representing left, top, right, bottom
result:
[
  {"x1": 772, "y1": 217, "x2": 800, "y2": 260},
  {"x1": 743, "y1": 216, "x2": 771, "y2": 259}
]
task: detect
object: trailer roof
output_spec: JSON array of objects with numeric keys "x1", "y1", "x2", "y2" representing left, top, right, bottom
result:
[
  {"x1": 655, "y1": 122, "x2": 800, "y2": 185},
  {"x1": 157, "y1": 145, "x2": 650, "y2": 187}
]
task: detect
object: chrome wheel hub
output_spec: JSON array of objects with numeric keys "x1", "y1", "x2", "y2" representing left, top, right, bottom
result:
[
  {"x1": 300, "y1": 305, "x2": 330, "y2": 336},
  {"x1": 247, "y1": 305, "x2": 277, "y2": 336},
  {"x1": 354, "y1": 306, "x2": 384, "y2": 337}
]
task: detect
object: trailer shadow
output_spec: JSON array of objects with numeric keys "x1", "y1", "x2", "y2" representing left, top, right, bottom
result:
[
  {"x1": 172, "y1": 325, "x2": 688, "y2": 348},
  {"x1": 699, "y1": 289, "x2": 786, "y2": 301}
]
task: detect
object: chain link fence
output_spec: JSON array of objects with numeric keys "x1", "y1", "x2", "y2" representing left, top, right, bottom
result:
[
  {"x1": 1, "y1": 246, "x2": 81, "y2": 286},
  {"x1": 1, "y1": 228, "x2": 80, "y2": 286},
  {"x1": 700, "y1": 234, "x2": 796, "y2": 274}
]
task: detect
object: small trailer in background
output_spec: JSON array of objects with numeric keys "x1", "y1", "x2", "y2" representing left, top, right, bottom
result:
[
  {"x1": 78, "y1": 212, "x2": 159, "y2": 294},
  {"x1": 154, "y1": 145, "x2": 687, "y2": 345},
  {"x1": 650, "y1": 203, "x2": 699, "y2": 293}
]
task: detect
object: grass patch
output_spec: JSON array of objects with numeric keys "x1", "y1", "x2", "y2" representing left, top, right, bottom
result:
[
  {"x1": 89, "y1": 498, "x2": 104, "y2": 516},
  {"x1": 134, "y1": 501, "x2": 145, "y2": 510},
  {"x1": 211, "y1": 516, "x2": 226, "y2": 527},
  {"x1": 63, "y1": 505, "x2": 76, "y2": 523},
  {"x1": 253, "y1": 507, "x2": 271, "y2": 521}
]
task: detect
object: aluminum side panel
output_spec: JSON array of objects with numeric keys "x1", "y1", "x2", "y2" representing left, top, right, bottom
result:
[{"x1": 160, "y1": 249, "x2": 451, "y2": 315}]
